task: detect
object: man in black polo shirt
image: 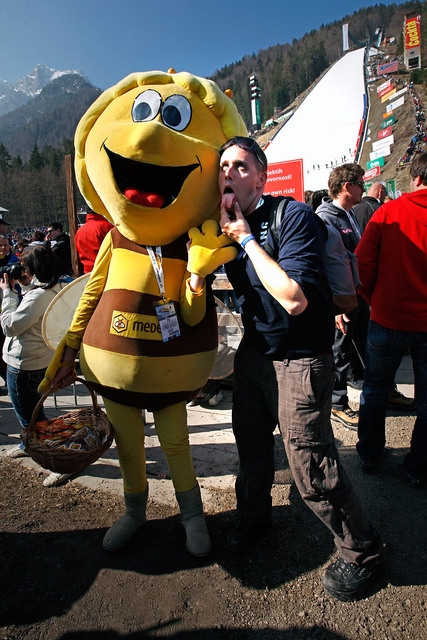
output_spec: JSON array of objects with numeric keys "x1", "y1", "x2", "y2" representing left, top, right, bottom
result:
[{"x1": 218, "y1": 137, "x2": 383, "y2": 601}]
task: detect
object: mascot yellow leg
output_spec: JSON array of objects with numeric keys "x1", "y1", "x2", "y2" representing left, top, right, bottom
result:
[
  {"x1": 101, "y1": 399, "x2": 148, "y2": 551},
  {"x1": 101, "y1": 398, "x2": 210, "y2": 556}
]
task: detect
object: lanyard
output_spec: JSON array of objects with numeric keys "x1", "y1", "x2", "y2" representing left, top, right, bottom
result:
[{"x1": 146, "y1": 246, "x2": 166, "y2": 300}]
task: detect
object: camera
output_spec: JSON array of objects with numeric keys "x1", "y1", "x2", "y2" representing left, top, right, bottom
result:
[{"x1": 0, "y1": 263, "x2": 25, "y2": 280}]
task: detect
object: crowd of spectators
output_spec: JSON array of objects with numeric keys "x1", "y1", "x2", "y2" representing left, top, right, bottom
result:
[{"x1": 397, "y1": 82, "x2": 426, "y2": 168}]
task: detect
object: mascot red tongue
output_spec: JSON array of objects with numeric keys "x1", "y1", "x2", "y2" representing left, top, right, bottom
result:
[
  {"x1": 124, "y1": 188, "x2": 164, "y2": 208},
  {"x1": 39, "y1": 69, "x2": 247, "y2": 557}
]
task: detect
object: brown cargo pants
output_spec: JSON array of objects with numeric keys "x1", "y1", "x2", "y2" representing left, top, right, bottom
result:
[{"x1": 232, "y1": 340, "x2": 382, "y2": 566}]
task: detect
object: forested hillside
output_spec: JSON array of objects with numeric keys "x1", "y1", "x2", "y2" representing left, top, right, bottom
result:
[
  {"x1": 211, "y1": 1, "x2": 426, "y2": 125},
  {"x1": 0, "y1": 75, "x2": 101, "y2": 160}
]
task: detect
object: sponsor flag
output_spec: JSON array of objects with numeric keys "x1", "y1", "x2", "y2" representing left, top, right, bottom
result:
[{"x1": 343, "y1": 24, "x2": 349, "y2": 51}]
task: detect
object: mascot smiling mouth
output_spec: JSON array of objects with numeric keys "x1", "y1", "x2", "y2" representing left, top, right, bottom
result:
[{"x1": 104, "y1": 144, "x2": 200, "y2": 209}]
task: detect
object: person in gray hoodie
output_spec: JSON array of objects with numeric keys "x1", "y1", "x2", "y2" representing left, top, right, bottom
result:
[{"x1": 316, "y1": 164, "x2": 367, "y2": 429}]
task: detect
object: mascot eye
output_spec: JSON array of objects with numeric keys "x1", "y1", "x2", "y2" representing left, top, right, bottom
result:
[
  {"x1": 161, "y1": 95, "x2": 192, "y2": 131},
  {"x1": 132, "y1": 90, "x2": 162, "y2": 122}
]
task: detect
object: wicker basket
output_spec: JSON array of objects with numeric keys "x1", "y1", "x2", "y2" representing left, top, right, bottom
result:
[{"x1": 22, "y1": 378, "x2": 114, "y2": 474}]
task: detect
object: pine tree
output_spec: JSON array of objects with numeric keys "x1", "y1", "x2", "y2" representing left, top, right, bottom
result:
[{"x1": 0, "y1": 143, "x2": 12, "y2": 171}]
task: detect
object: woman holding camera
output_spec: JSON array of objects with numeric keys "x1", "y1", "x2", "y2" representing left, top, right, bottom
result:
[
  {"x1": 0, "y1": 244, "x2": 72, "y2": 486},
  {"x1": 0, "y1": 234, "x2": 20, "y2": 393}
]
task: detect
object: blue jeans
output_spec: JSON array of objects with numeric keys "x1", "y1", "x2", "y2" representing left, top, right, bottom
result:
[
  {"x1": 7, "y1": 366, "x2": 46, "y2": 430},
  {"x1": 357, "y1": 321, "x2": 427, "y2": 478}
]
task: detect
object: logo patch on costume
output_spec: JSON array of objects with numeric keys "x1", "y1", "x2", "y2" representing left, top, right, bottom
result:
[
  {"x1": 342, "y1": 228, "x2": 352, "y2": 234},
  {"x1": 110, "y1": 310, "x2": 162, "y2": 340}
]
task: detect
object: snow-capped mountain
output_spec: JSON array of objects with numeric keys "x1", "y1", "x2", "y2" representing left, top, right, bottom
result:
[{"x1": 0, "y1": 64, "x2": 87, "y2": 116}]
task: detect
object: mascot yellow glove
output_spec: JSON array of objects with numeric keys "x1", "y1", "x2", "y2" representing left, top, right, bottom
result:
[
  {"x1": 187, "y1": 219, "x2": 238, "y2": 278},
  {"x1": 38, "y1": 337, "x2": 75, "y2": 394}
]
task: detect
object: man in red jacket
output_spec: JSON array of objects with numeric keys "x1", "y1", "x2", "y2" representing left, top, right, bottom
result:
[
  {"x1": 74, "y1": 209, "x2": 113, "y2": 273},
  {"x1": 356, "y1": 153, "x2": 427, "y2": 486}
]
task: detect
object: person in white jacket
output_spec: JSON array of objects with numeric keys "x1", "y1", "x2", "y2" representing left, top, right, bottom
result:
[{"x1": 1, "y1": 244, "x2": 72, "y2": 486}]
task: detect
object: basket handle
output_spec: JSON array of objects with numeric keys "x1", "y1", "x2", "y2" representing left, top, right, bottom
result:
[{"x1": 27, "y1": 377, "x2": 101, "y2": 437}]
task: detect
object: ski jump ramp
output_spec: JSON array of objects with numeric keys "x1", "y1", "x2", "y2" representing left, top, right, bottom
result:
[{"x1": 265, "y1": 47, "x2": 368, "y2": 191}]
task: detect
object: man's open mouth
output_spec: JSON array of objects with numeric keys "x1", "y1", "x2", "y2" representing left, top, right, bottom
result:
[{"x1": 104, "y1": 144, "x2": 200, "y2": 208}]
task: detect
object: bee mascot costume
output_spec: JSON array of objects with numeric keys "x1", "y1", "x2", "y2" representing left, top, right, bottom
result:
[{"x1": 39, "y1": 69, "x2": 246, "y2": 556}]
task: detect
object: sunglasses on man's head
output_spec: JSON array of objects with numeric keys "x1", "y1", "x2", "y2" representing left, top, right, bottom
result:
[{"x1": 220, "y1": 136, "x2": 268, "y2": 171}]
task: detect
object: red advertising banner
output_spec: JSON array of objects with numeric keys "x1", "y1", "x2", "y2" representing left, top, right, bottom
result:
[
  {"x1": 405, "y1": 16, "x2": 421, "y2": 49},
  {"x1": 364, "y1": 166, "x2": 381, "y2": 181},
  {"x1": 378, "y1": 60, "x2": 399, "y2": 75},
  {"x1": 264, "y1": 159, "x2": 304, "y2": 201},
  {"x1": 379, "y1": 126, "x2": 392, "y2": 139},
  {"x1": 379, "y1": 85, "x2": 394, "y2": 98}
]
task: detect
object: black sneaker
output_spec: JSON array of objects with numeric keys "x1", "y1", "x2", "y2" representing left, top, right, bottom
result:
[
  {"x1": 322, "y1": 556, "x2": 383, "y2": 601},
  {"x1": 387, "y1": 388, "x2": 415, "y2": 411},
  {"x1": 226, "y1": 518, "x2": 272, "y2": 554}
]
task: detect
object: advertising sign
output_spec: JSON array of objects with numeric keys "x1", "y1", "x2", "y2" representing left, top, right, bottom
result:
[
  {"x1": 378, "y1": 60, "x2": 399, "y2": 75},
  {"x1": 405, "y1": 16, "x2": 421, "y2": 49},
  {"x1": 381, "y1": 116, "x2": 395, "y2": 128},
  {"x1": 393, "y1": 87, "x2": 408, "y2": 99},
  {"x1": 379, "y1": 126, "x2": 392, "y2": 139},
  {"x1": 364, "y1": 166, "x2": 381, "y2": 180},
  {"x1": 381, "y1": 88, "x2": 396, "y2": 102},
  {"x1": 386, "y1": 96, "x2": 405, "y2": 112},
  {"x1": 264, "y1": 159, "x2": 304, "y2": 202},
  {"x1": 342, "y1": 23, "x2": 349, "y2": 51},
  {"x1": 372, "y1": 134, "x2": 394, "y2": 151},
  {"x1": 386, "y1": 179, "x2": 397, "y2": 198},
  {"x1": 370, "y1": 147, "x2": 390, "y2": 161},
  {"x1": 379, "y1": 84, "x2": 393, "y2": 98},
  {"x1": 367, "y1": 157, "x2": 385, "y2": 169},
  {"x1": 383, "y1": 110, "x2": 393, "y2": 118},
  {"x1": 377, "y1": 79, "x2": 391, "y2": 93}
]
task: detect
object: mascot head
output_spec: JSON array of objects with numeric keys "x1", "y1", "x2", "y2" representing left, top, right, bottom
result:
[{"x1": 74, "y1": 70, "x2": 247, "y2": 246}]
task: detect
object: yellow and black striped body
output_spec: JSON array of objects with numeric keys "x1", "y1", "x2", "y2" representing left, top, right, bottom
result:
[{"x1": 80, "y1": 229, "x2": 217, "y2": 412}]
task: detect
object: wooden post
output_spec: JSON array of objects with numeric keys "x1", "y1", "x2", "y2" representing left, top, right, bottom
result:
[{"x1": 64, "y1": 154, "x2": 80, "y2": 277}]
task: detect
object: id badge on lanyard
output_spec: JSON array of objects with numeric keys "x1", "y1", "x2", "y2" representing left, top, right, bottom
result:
[{"x1": 147, "y1": 246, "x2": 181, "y2": 342}]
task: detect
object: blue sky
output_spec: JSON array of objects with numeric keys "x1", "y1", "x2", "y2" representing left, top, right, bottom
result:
[{"x1": 0, "y1": 0, "x2": 408, "y2": 90}]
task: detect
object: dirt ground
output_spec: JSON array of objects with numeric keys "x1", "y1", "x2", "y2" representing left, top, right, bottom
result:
[{"x1": 1, "y1": 408, "x2": 426, "y2": 640}]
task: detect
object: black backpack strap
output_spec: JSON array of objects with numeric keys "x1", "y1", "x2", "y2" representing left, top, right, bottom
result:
[{"x1": 262, "y1": 196, "x2": 295, "y2": 258}]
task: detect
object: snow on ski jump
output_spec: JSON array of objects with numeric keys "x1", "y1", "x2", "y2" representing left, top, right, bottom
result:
[{"x1": 265, "y1": 47, "x2": 368, "y2": 191}]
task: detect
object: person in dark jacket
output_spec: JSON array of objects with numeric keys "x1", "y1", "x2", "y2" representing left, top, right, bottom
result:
[
  {"x1": 353, "y1": 182, "x2": 387, "y2": 233},
  {"x1": 46, "y1": 221, "x2": 72, "y2": 275},
  {"x1": 218, "y1": 138, "x2": 382, "y2": 602}
]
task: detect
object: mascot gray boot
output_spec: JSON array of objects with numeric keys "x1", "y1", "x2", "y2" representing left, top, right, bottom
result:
[
  {"x1": 176, "y1": 483, "x2": 211, "y2": 557},
  {"x1": 103, "y1": 486, "x2": 148, "y2": 551}
]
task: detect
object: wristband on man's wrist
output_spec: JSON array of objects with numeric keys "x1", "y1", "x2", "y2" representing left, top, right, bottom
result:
[{"x1": 240, "y1": 234, "x2": 256, "y2": 249}]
